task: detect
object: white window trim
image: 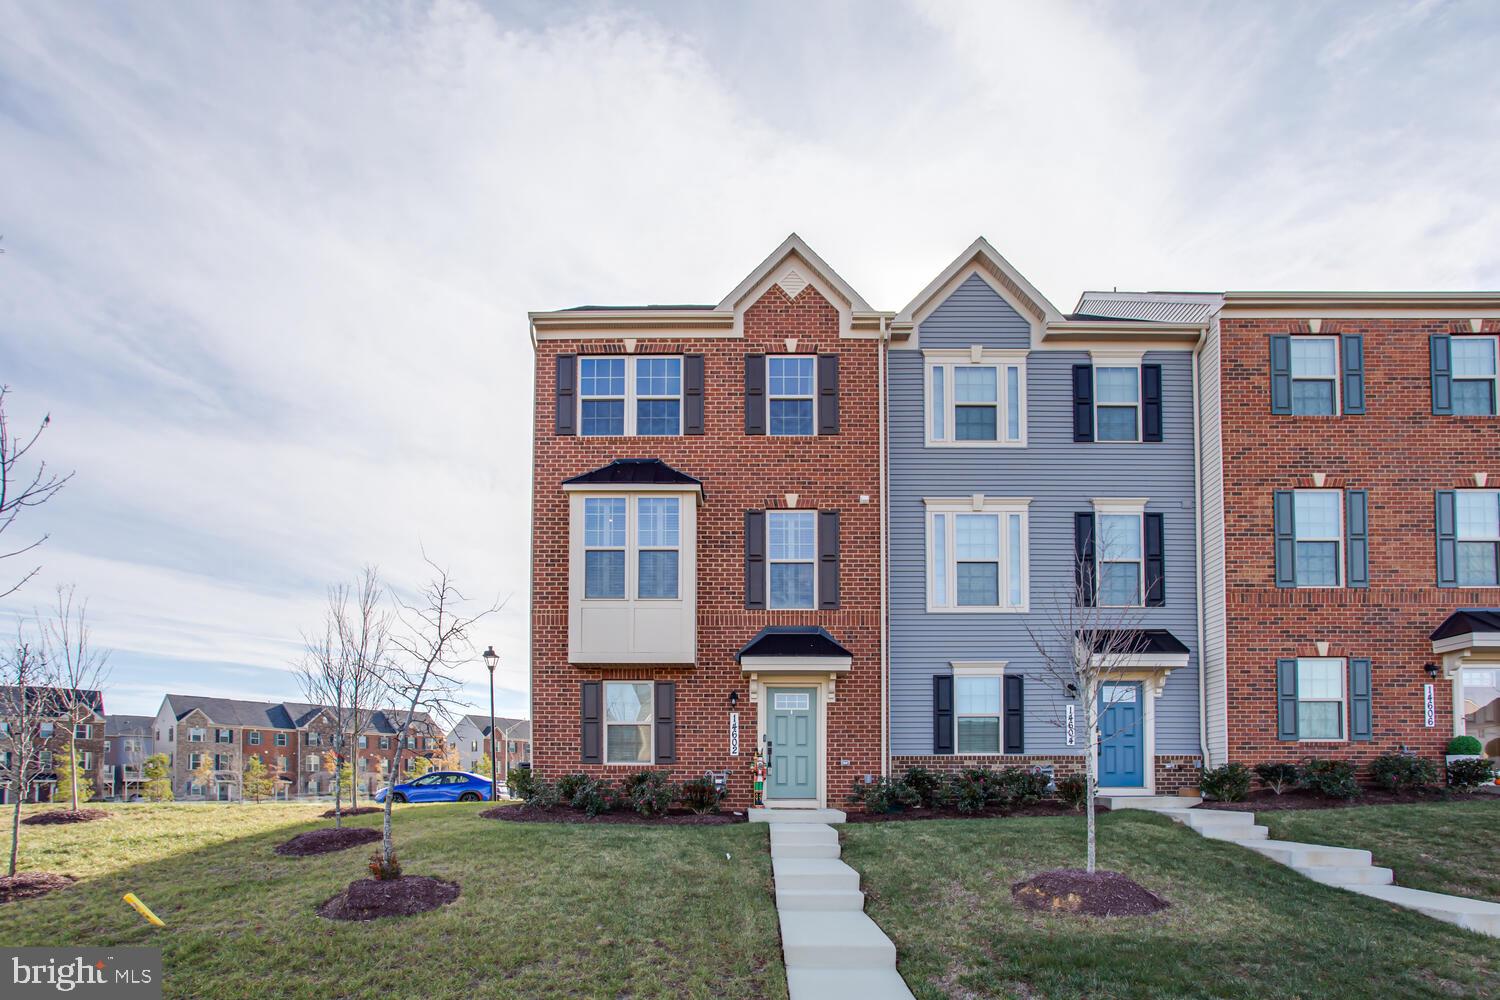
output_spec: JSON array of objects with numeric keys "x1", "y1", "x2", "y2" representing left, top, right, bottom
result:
[
  {"x1": 924, "y1": 496, "x2": 1031, "y2": 613},
  {"x1": 248, "y1": 731, "x2": 261, "y2": 746},
  {"x1": 1090, "y1": 350, "x2": 1144, "y2": 444},
  {"x1": 582, "y1": 496, "x2": 629, "y2": 601},
  {"x1": 1289, "y1": 334, "x2": 1342, "y2": 416},
  {"x1": 636, "y1": 496, "x2": 683, "y2": 601},
  {"x1": 766, "y1": 355, "x2": 818, "y2": 437},
  {"x1": 1294, "y1": 488, "x2": 1345, "y2": 589},
  {"x1": 767, "y1": 509, "x2": 818, "y2": 610},
  {"x1": 924, "y1": 348, "x2": 1028, "y2": 448},
  {"x1": 603, "y1": 680, "x2": 655, "y2": 766},
  {"x1": 1093, "y1": 498, "x2": 1148, "y2": 608},
  {"x1": 1455, "y1": 489, "x2": 1500, "y2": 587},
  {"x1": 582, "y1": 495, "x2": 684, "y2": 603},
  {"x1": 578, "y1": 355, "x2": 684, "y2": 438},
  {"x1": 951, "y1": 661, "x2": 1007, "y2": 756},
  {"x1": 1295, "y1": 656, "x2": 1349, "y2": 743},
  {"x1": 188, "y1": 727, "x2": 205, "y2": 743},
  {"x1": 1450, "y1": 335, "x2": 1499, "y2": 416}
]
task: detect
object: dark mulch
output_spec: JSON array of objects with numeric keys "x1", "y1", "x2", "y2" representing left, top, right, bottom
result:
[
  {"x1": 21, "y1": 809, "x2": 110, "y2": 826},
  {"x1": 1011, "y1": 869, "x2": 1169, "y2": 917},
  {"x1": 320, "y1": 806, "x2": 383, "y2": 819},
  {"x1": 480, "y1": 804, "x2": 741, "y2": 825},
  {"x1": 317, "y1": 876, "x2": 460, "y2": 921},
  {"x1": 0, "y1": 872, "x2": 75, "y2": 903},
  {"x1": 1197, "y1": 787, "x2": 1490, "y2": 812},
  {"x1": 275, "y1": 826, "x2": 382, "y2": 856},
  {"x1": 846, "y1": 800, "x2": 1096, "y2": 823}
]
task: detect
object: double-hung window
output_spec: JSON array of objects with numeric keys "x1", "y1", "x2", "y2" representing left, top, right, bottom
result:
[
  {"x1": 954, "y1": 672, "x2": 1003, "y2": 753},
  {"x1": 74, "y1": 723, "x2": 90, "y2": 739},
  {"x1": 767, "y1": 356, "x2": 815, "y2": 435},
  {"x1": 1098, "y1": 512, "x2": 1144, "y2": 606},
  {"x1": 604, "y1": 681, "x2": 653, "y2": 765},
  {"x1": 187, "y1": 727, "x2": 205, "y2": 743},
  {"x1": 1095, "y1": 366, "x2": 1141, "y2": 441},
  {"x1": 1451, "y1": 337, "x2": 1498, "y2": 416},
  {"x1": 1296, "y1": 658, "x2": 1346, "y2": 740},
  {"x1": 926, "y1": 498, "x2": 1029, "y2": 611},
  {"x1": 1456, "y1": 490, "x2": 1500, "y2": 586},
  {"x1": 583, "y1": 495, "x2": 682, "y2": 600},
  {"x1": 583, "y1": 497, "x2": 628, "y2": 599},
  {"x1": 274, "y1": 732, "x2": 288, "y2": 747},
  {"x1": 1289, "y1": 337, "x2": 1339, "y2": 415},
  {"x1": 768, "y1": 510, "x2": 816, "y2": 609},
  {"x1": 926, "y1": 351, "x2": 1026, "y2": 445},
  {"x1": 248, "y1": 731, "x2": 261, "y2": 746},
  {"x1": 637, "y1": 497, "x2": 681, "y2": 599},
  {"x1": 215, "y1": 728, "x2": 233, "y2": 744},
  {"x1": 579, "y1": 356, "x2": 682, "y2": 436},
  {"x1": 1293, "y1": 490, "x2": 1343, "y2": 587}
]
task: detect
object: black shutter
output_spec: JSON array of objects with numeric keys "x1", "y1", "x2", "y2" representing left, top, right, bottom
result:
[
  {"x1": 1431, "y1": 335, "x2": 1453, "y2": 415},
  {"x1": 1003, "y1": 675, "x2": 1024, "y2": 754},
  {"x1": 555, "y1": 355, "x2": 577, "y2": 435},
  {"x1": 744, "y1": 354, "x2": 766, "y2": 434},
  {"x1": 1144, "y1": 512, "x2": 1165, "y2": 607},
  {"x1": 1436, "y1": 490, "x2": 1458, "y2": 588},
  {"x1": 1345, "y1": 490, "x2": 1369, "y2": 589},
  {"x1": 684, "y1": 354, "x2": 705, "y2": 435},
  {"x1": 580, "y1": 681, "x2": 601, "y2": 763},
  {"x1": 1141, "y1": 364, "x2": 1163, "y2": 442},
  {"x1": 1273, "y1": 490, "x2": 1296, "y2": 588},
  {"x1": 1074, "y1": 513, "x2": 1097, "y2": 606},
  {"x1": 654, "y1": 682, "x2": 676, "y2": 763},
  {"x1": 1341, "y1": 335, "x2": 1365, "y2": 415},
  {"x1": 932, "y1": 675, "x2": 954, "y2": 755},
  {"x1": 1072, "y1": 365, "x2": 1094, "y2": 442},
  {"x1": 817, "y1": 354, "x2": 839, "y2": 435},
  {"x1": 744, "y1": 510, "x2": 766, "y2": 609},
  {"x1": 1349, "y1": 659, "x2": 1372, "y2": 742},
  {"x1": 817, "y1": 510, "x2": 840, "y2": 610},
  {"x1": 1276, "y1": 660, "x2": 1298, "y2": 740},
  {"x1": 1270, "y1": 335, "x2": 1292, "y2": 414}
]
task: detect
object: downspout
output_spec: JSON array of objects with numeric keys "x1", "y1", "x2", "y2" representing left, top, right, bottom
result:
[
  {"x1": 879, "y1": 315, "x2": 891, "y2": 778},
  {"x1": 1191, "y1": 339, "x2": 1210, "y2": 768}
]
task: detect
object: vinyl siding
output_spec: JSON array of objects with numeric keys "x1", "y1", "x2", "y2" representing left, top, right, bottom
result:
[
  {"x1": 890, "y1": 277, "x2": 1201, "y2": 757},
  {"x1": 1198, "y1": 315, "x2": 1228, "y2": 765}
]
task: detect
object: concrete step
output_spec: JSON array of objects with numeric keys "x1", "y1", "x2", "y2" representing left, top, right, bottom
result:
[
  {"x1": 1245, "y1": 840, "x2": 1374, "y2": 868},
  {"x1": 770, "y1": 824, "x2": 841, "y2": 846},
  {"x1": 774, "y1": 857, "x2": 862, "y2": 892},
  {"x1": 776, "y1": 887, "x2": 866, "y2": 911},
  {"x1": 750, "y1": 807, "x2": 847, "y2": 824},
  {"x1": 1294, "y1": 864, "x2": 1394, "y2": 887},
  {"x1": 1347, "y1": 884, "x2": 1500, "y2": 938},
  {"x1": 772, "y1": 841, "x2": 841, "y2": 860},
  {"x1": 787, "y1": 967, "x2": 916, "y2": 1000},
  {"x1": 779, "y1": 911, "x2": 897, "y2": 969},
  {"x1": 1178, "y1": 808, "x2": 1258, "y2": 827},
  {"x1": 1096, "y1": 794, "x2": 1202, "y2": 810},
  {"x1": 1199, "y1": 823, "x2": 1269, "y2": 842}
]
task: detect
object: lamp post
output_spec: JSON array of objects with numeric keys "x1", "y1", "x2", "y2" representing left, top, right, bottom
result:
[{"x1": 483, "y1": 645, "x2": 500, "y2": 799}]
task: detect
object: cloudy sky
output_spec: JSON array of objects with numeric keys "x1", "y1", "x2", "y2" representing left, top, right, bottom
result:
[{"x1": 2, "y1": 0, "x2": 1497, "y2": 719}]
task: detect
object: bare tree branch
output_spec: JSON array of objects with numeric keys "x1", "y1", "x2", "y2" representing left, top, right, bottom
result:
[
  {"x1": 42, "y1": 585, "x2": 111, "y2": 812},
  {"x1": 1, "y1": 622, "x2": 63, "y2": 875},
  {"x1": 0, "y1": 387, "x2": 73, "y2": 599}
]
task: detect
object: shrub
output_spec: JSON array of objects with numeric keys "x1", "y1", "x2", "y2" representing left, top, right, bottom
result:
[
  {"x1": 951, "y1": 768, "x2": 995, "y2": 814},
  {"x1": 522, "y1": 779, "x2": 561, "y2": 809},
  {"x1": 368, "y1": 851, "x2": 402, "y2": 881},
  {"x1": 506, "y1": 767, "x2": 536, "y2": 801},
  {"x1": 849, "y1": 776, "x2": 920, "y2": 814},
  {"x1": 568, "y1": 777, "x2": 617, "y2": 817},
  {"x1": 1369, "y1": 753, "x2": 1439, "y2": 792},
  {"x1": 1252, "y1": 762, "x2": 1300, "y2": 795},
  {"x1": 1446, "y1": 735, "x2": 1483, "y2": 756},
  {"x1": 1055, "y1": 773, "x2": 1087, "y2": 811},
  {"x1": 678, "y1": 776, "x2": 725, "y2": 814},
  {"x1": 901, "y1": 766, "x2": 948, "y2": 808},
  {"x1": 993, "y1": 767, "x2": 1050, "y2": 807},
  {"x1": 619, "y1": 770, "x2": 674, "y2": 817},
  {"x1": 556, "y1": 772, "x2": 590, "y2": 801},
  {"x1": 1299, "y1": 758, "x2": 1360, "y2": 800},
  {"x1": 1446, "y1": 757, "x2": 1495, "y2": 792},
  {"x1": 1199, "y1": 763, "x2": 1252, "y2": 802}
]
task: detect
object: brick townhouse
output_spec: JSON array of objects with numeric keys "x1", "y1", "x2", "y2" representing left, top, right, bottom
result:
[
  {"x1": 0, "y1": 686, "x2": 107, "y2": 804},
  {"x1": 529, "y1": 235, "x2": 885, "y2": 811}
]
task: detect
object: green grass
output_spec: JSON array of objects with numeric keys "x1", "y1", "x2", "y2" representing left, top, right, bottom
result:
[
  {"x1": 0, "y1": 803, "x2": 786, "y2": 1000},
  {"x1": 1260, "y1": 798, "x2": 1500, "y2": 904},
  {"x1": 841, "y1": 810, "x2": 1499, "y2": 1000}
]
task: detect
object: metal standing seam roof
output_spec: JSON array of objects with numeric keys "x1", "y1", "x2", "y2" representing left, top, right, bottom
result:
[
  {"x1": 1430, "y1": 609, "x2": 1500, "y2": 641},
  {"x1": 1074, "y1": 292, "x2": 1221, "y2": 325}
]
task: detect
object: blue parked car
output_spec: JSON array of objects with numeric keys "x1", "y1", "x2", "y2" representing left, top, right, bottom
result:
[{"x1": 374, "y1": 771, "x2": 496, "y2": 804}]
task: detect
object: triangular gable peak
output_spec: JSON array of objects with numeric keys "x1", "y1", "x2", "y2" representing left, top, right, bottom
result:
[
  {"x1": 894, "y1": 237, "x2": 1064, "y2": 346},
  {"x1": 717, "y1": 233, "x2": 881, "y2": 339}
]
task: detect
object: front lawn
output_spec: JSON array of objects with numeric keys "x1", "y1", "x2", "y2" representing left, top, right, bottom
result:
[
  {"x1": 0, "y1": 803, "x2": 785, "y2": 1000},
  {"x1": 1260, "y1": 798, "x2": 1500, "y2": 904},
  {"x1": 841, "y1": 810, "x2": 1499, "y2": 1000}
]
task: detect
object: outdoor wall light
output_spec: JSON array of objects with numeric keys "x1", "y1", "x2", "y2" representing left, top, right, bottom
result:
[
  {"x1": 1424, "y1": 662, "x2": 1441, "y2": 679},
  {"x1": 728, "y1": 690, "x2": 739, "y2": 709},
  {"x1": 1065, "y1": 683, "x2": 1078, "y2": 698}
]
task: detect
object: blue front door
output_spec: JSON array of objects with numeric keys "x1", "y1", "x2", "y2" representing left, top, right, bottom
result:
[
  {"x1": 1098, "y1": 683, "x2": 1144, "y2": 788},
  {"x1": 767, "y1": 687, "x2": 817, "y2": 800}
]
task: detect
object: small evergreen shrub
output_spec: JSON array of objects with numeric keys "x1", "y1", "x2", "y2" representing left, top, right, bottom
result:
[
  {"x1": 620, "y1": 770, "x2": 674, "y2": 817},
  {"x1": 850, "y1": 776, "x2": 920, "y2": 814},
  {"x1": 1446, "y1": 735, "x2": 1483, "y2": 756},
  {"x1": 678, "y1": 776, "x2": 725, "y2": 814},
  {"x1": 993, "y1": 766, "x2": 1050, "y2": 806},
  {"x1": 951, "y1": 767, "x2": 996, "y2": 814},
  {"x1": 1446, "y1": 757, "x2": 1495, "y2": 791},
  {"x1": 901, "y1": 766, "x2": 948, "y2": 808},
  {"x1": 556, "y1": 772, "x2": 590, "y2": 801},
  {"x1": 1299, "y1": 758, "x2": 1360, "y2": 800},
  {"x1": 1199, "y1": 763, "x2": 1252, "y2": 802},
  {"x1": 506, "y1": 767, "x2": 536, "y2": 800},
  {"x1": 1055, "y1": 773, "x2": 1087, "y2": 811},
  {"x1": 568, "y1": 777, "x2": 617, "y2": 816},
  {"x1": 1252, "y1": 762, "x2": 1301, "y2": 795},
  {"x1": 522, "y1": 779, "x2": 561, "y2": 809},
  {"x1": 1368, "y1": 753, "x2": 1438, "y2": 792},
  {"x1": 368, "y1": 851, "x2": 402, "y2": 881}
]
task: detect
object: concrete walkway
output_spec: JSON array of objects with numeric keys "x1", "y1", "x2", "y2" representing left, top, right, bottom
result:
[
  {"x1": 1103, "y1": 795, "x2": 1500, "y2": 938},
  {"x1": 752, "y1": 808, "x2": 915, "y2": 1000}
]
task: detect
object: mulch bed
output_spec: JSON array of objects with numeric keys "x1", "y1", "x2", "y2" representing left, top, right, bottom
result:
[
  {"x1": 480, "y1": 805, "x2": 741, "y2": 825},
  {"x1": 0, "y1": 872, "x2": 75, "y2": 903},
  {"x1": 21, "y1": 809, "x2": 110, "y2": 825},
  {"x1": 1012, "y1": 869, "x2": 1169, "y2": 917},
  {"x1": 846, "y1": 801, "x2": 1096, "y2": 823},
  {"x1": 317, "y1": 876, "x2": 459, "y2": 921},
  {"x1": 1198, "y1": 788, "x2": 1495, "y2": 812},
  {"x1": 275, "y1": 826, "x2": 381, "y2": 856},
  {"x1": 320, "y1": 806, "x2": 383, "y2": 819}
]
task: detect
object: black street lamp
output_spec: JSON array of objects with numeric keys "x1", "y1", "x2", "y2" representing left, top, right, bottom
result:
[{"x1": 483, "y1": 645, "x2": 500, "y2": 799}]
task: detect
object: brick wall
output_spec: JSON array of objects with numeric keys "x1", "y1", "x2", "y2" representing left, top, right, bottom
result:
[
  {"x1": 531, "y1": 284, "x2": 883, "y2": 809},
  {"x1": 1220, "y1": 316, "x2": 1500, "y2": 769}
]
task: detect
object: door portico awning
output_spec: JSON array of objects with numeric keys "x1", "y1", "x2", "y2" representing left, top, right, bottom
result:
[
  {"x1": 736, "y1": 626, "x2": 852, "y2": 673},
  {"x1": 1430, "y1": 609, "x2": 1500, "y2": 673},
  {"x1": 1078, "y1": 628, "x2": 1191, "y2": 695}
]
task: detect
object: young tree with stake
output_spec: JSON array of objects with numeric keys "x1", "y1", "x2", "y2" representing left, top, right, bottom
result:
[{"x1": 1, "y1": 628, "x2": 61, "y2": 875}]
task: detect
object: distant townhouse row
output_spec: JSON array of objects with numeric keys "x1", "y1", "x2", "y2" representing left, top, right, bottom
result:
[{"x1": 526, "y1": 235, "x2": 1500, "y2": 812}]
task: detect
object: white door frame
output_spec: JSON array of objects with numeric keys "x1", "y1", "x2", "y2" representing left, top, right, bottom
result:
[
  {"x1": 1095, "y1": 673, "x2": 1160, "y2": 796},
  {"x1": 752, "y1": 673, "x2": 829, "y2": 809}
]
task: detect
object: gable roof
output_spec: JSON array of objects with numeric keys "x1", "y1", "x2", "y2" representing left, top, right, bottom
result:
[
  {"x1": 105, "y1": 714, "x2": 154, "y2": 737},
  {"x1": 0, "y1": 686, "x2": 104, "y2": 718},
  {"x1": 716, "y1": 233, "x2": 875, "y2": 314},
  {"x1": 163, "y1": 694, "x2": 436, "y2": 734},
  {"x1": 895, "y1": 237, "x2": 1064, "y2": 330},
  {"x1": 459, "y1": 715, "x2": 531, "y2": 740}
]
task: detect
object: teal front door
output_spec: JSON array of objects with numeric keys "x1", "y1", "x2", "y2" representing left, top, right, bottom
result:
[
  {"x1": 767, "y1": 687, "x2": 817, "y2": 800},
  {"x1": 1098, "y1": 682, "x2": 1145, "y2": 788}
]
